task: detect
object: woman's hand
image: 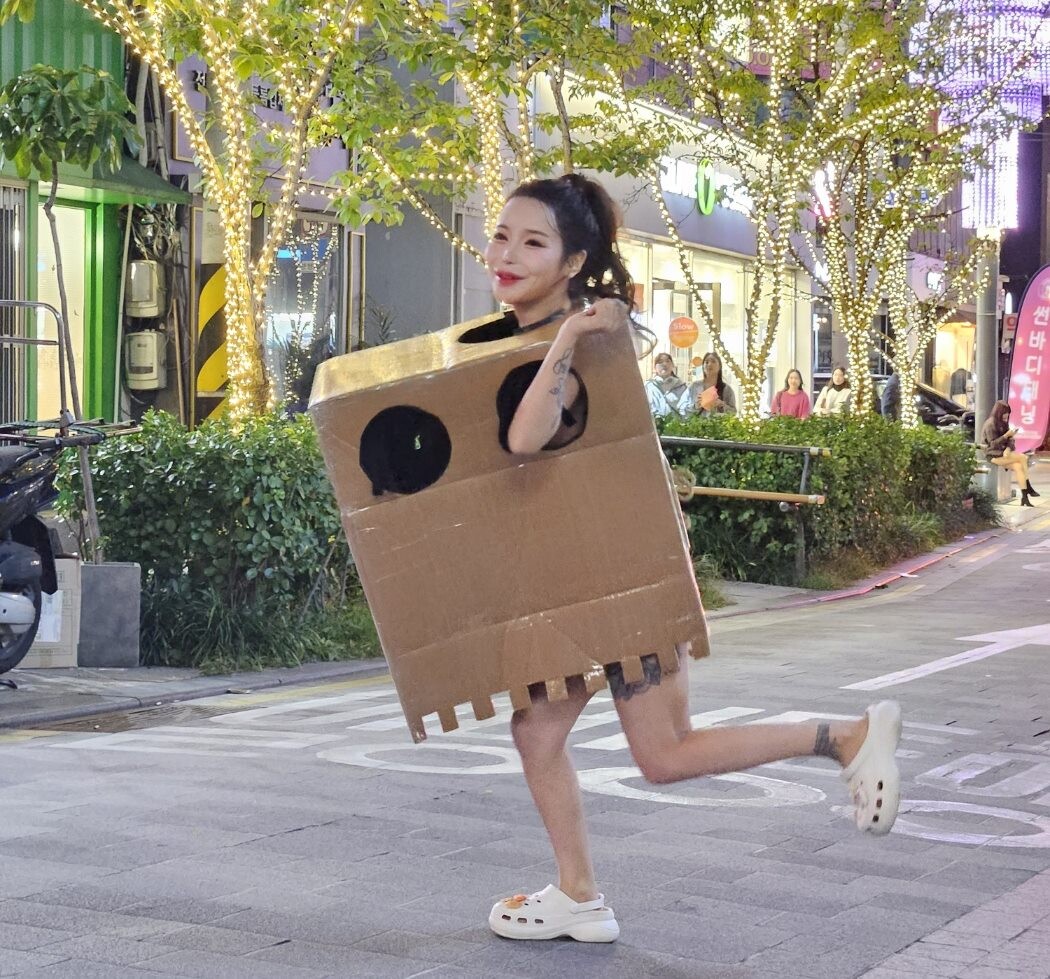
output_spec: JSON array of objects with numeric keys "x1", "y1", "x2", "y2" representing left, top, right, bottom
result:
[
  {"x1": 698, "y1": 386, "x2": 719, "y2": 411},
  {"x1": 563, "y1": 298, "x2": 629, "y2": 340}
]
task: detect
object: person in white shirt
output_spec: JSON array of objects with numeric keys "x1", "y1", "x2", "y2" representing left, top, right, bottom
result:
[{"x1": 815, "y1": 366, "x2": 852, "y2": 416}]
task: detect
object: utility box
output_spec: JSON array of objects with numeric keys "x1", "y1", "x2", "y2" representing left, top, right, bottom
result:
[
  {"x1": 22, "y1": 558, "x2": 81, "y2": 669},
  {"x1": 126, "y1": 259, "x2": 166, "y2": 317},
  {"x1": 125, "y1": 330, "x2": 167, "y2": 390}
]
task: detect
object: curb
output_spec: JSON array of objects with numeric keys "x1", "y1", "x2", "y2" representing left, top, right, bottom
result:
[
  {"x1": 710, "y1": 528, "x2": 1004, "y2": 620},
  {"x1": 0, "y1": 659, "x2": 389, "y2": 730}
]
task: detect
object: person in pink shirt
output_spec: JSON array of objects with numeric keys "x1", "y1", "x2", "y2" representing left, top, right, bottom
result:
[{"x1": 771, "y1": 369, "x2": 811, "y2": 419}]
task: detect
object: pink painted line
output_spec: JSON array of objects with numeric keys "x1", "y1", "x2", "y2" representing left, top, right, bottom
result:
[{"x1": 715, "y1": 529, "x2": 1003, "y2": 619}]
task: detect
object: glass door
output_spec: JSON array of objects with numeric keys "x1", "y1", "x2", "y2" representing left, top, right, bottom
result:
[{"x1": 34, "y1": 203, "x2": 88, "y2": 422}]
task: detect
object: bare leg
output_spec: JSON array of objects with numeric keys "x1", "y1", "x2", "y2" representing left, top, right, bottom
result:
[
  {"x1": 616, "y1": 657, "x2": 868, "y2": 785},
  {"x1": 996, "y1": 450, "x2": 1029, "y2": 487},
  {"x1": 511, "y1": 678, "x2": 597, "y2": 902}
]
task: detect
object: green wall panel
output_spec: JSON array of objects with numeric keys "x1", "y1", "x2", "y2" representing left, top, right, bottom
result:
[{"x1": 0, "y1": 0, "x2": 124, "y2": 86}]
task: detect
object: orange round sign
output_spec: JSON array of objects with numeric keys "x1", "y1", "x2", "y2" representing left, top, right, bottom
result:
[
  {"x1": 668, "y1": 316, "x2": 699, "y2": 349},
  {"x1": 690, "y1": 356, "x2": 704, "y2": 367}
]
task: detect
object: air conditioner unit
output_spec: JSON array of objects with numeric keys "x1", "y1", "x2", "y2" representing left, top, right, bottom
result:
[
  {"x1": 126, "y1": 259, "x2": 166, "y2": 318},
  {"x1": 124, "y1": 331, "x2": 167, "y2": 390}
]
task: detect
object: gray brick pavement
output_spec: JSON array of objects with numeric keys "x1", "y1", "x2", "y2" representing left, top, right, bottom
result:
[{"x1": 862, "y1": 866, "x2": 1050, "y2": 978}]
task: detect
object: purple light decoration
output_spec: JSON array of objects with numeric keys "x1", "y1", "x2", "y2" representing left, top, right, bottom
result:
[{"x1": 942, "y1": 1, "x2": 1050, "y2": 229}]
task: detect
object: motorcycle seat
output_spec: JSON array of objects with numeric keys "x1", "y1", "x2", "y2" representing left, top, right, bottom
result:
[{"x1": 0, "y1": 444, "x2": 31, "y2": 476}]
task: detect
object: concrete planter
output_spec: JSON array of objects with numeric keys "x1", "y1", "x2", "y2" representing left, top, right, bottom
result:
[{"x1": 77, "y1": 562, "x2": 141, "y2": 668}]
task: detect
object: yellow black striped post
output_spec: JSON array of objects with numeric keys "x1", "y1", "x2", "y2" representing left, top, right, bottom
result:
[{"x1": 195, "y1": 264, "x2": 228, "y2": 423}]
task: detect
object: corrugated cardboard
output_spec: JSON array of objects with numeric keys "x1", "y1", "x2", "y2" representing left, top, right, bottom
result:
[
  {"x1": 21, "y1": 557, "x2": 81, "y2": 669},
  {"x1": 310, "y1": 312, "x2": 708, "y2": 741}
]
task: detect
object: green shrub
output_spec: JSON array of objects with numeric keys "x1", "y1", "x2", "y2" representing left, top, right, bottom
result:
[
  {"x1": 56, "y1": 410, "x2": 376, "y2": 669},
  {"x1": 660, "y1": 412, "x2": 987, "y2": 585}
]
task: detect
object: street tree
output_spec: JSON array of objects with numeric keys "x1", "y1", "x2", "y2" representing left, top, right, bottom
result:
[
  {"x1": 45, "y1": 0, "x2": 398, "y2": 420},
  {"x1": 619, "y1": 0, "x2": 929, "y2": 422},
  {"x1": 323, "y1": 0, "x2": 665, "y2": 259},
  {"x1": 792, "y1": 0, "x2": 1039, "y2": 421},
  {"x1": 619, "y1": 0, "x2": 1013, "y2": 423}
]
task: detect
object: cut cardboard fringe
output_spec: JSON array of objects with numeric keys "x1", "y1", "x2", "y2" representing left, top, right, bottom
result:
[{"x1": 405, "y1": 654, "x2": 689, "y2": 742}]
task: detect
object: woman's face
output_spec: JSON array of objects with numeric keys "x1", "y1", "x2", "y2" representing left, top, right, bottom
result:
[
  {"x1": 787, "y1": 370, "x2": 802, "y2": 390},
  {"x1": 484, "y1": 197, "x2": 582, "y2": 311},
  {"x1": 654, "y1": 356, "x2": 674, "y2": 378},
  {"x1": 832, "y1": 368, "x2": 845, "y2": 385},
  {"x1": 702, "y1": 355, "x2": 720, "y2": 379}
]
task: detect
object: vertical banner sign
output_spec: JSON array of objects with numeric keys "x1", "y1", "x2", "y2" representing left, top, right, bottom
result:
[{"x1": 1007, "y1": 263, "x2": 1050, "y2": 453}]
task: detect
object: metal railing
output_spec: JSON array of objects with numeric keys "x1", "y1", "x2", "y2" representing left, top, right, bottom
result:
[
  {"x1": 0, "y1": 299, "x2": 71, "y2": 426},
  {"x1": 660, "y1": 435, "x2": 833, "y2": 582}
]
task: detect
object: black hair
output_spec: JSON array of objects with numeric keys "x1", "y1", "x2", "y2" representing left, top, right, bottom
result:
[
  {"x1": 702, "y1": 351, "x2": 726, "y2": 398},
  {"x1": 508, "y1": 173, "x2": 634, "y2": 308},
  {"x1": 830, "y1": 365, "x2": 850, "y2": 389},
  {"x1": 782, "y1": 369, "x2": 804, "y2": 391}
]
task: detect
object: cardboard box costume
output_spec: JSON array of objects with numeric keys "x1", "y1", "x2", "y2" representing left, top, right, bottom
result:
[{"x1": 310, "y1": 312, "x2": 709, "y2": 742}]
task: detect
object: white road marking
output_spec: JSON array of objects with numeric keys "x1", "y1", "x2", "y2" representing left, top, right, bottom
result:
[
  {"x1": 843, "y1": 623, "x2": 1050, "y2": 690},
  {"x1": 892, "y1": 800, "x2": 1050, "y2": 848},
  {"x1": 47, "y1": 727, "x2": 343, "y2": 755},
  {"x1": 319, "y1": 741, "x2": 522, "y2": 775},
  {"x1": 916, "y1": 752, "x2": 1050, "y2": 799}
]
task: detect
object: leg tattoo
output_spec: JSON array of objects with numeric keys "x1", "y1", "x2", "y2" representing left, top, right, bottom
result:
[{"x1": 814, "y1": 722, "x2": 840, "y2": 762}]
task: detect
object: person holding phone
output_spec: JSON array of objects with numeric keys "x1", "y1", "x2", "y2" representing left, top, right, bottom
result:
[{"x1": 982, "y1": 400, "x2": 1038, "y2": 507}]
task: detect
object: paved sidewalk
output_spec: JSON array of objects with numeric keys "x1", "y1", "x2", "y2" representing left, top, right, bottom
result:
[
  {"x1": 0, "y1": 659, "x2": 389, "y2": 730},
  {"x1": 862, "y1": 867, "x2": 1050, "y2": 978}
]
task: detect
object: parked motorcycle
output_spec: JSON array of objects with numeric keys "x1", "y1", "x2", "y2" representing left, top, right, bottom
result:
[{"x1": 0, "y1": 421, "x2": 108, "y2": 676}]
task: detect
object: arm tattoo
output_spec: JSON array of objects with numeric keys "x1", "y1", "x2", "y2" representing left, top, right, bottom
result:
[{"x1": 548, "y1": 347, "x2": 574, "y2": 398}]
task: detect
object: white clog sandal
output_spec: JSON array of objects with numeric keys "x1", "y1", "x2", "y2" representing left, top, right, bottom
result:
[
  {"x1": 489, "y1": 884, "x2": 619, "y2": 942},
  {"x1": 842, "y1": 700, "x2": 902, "y2": 836}
]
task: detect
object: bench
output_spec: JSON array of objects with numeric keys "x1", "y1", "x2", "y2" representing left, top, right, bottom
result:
[
  {"x1": 974, "y1": 445, "x2": 1015, "y2": 502},
  {"x1": 660, "y1": 436, "x2": 831, "y2": 582}
]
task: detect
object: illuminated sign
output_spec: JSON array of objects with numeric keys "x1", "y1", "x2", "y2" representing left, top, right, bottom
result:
[{"x1": 659, "y1": 156, "x2": 752, "y2": 216}]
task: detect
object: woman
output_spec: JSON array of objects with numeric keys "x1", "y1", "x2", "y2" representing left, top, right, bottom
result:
[
  {"x1": 486, "y1": 173, "x2": 902, "y2": 943},
  {"x1": 686, "y1": 351, "x2": 737, "y2": 416},
  {"x1": 644, "y1": 352, "x2": 690, "y2": 418},
  {"x1": 982, "y1": 400, "x2": 1038, "y2": 507},
  {"x1": 815, "y1": 366, "x2": 851, "y2": 415},
  {"x1": 771, "y1": 369, "x2": 811, "y2": 419}
]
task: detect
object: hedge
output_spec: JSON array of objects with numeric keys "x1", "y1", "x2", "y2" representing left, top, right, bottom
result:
[
  {"x1": 56, "y1": 410, "x2": 990, "y2": 666},
  {"x1": 56, "y1": 411, "x2": 378, "y2": 670},
  {"x1": 660, "y1": 412, "x2": 989, "y2": 584}
]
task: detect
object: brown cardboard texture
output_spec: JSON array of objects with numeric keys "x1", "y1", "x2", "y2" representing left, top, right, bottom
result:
[{"x1": 310, "y1": 313, "x2": 708, "y2": 741}]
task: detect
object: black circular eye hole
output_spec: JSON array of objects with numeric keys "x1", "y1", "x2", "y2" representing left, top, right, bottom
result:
[
  {"x1": 359, "y1": 406, "x2": 452, "y2": 496},
  {"x1": 496, "y1": 362, "x2": 588, "y2": 452}
]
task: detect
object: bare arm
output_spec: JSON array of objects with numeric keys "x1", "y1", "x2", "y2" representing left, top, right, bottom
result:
[{"x1": 506, "y1": 299, "x2": 627, "y2": 454}]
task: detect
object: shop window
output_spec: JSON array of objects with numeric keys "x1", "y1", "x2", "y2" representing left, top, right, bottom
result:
[{"x1": 264, "y1": 216, "x2": 347, "y2": 412}]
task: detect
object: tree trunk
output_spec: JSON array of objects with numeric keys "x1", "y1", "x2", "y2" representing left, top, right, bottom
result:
[
  {"x1": 844, "y1": 322, "x2": 874, "y2": 417},
  {"x1": 42, "y1": 171, "x2": 104, "y2": 562},
  {"x1": 898, "y1": 361, "x2": 921, "y2": 429},
  {"x1": 219, "y1": 197, "x2": 270, "y2": 418}
]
